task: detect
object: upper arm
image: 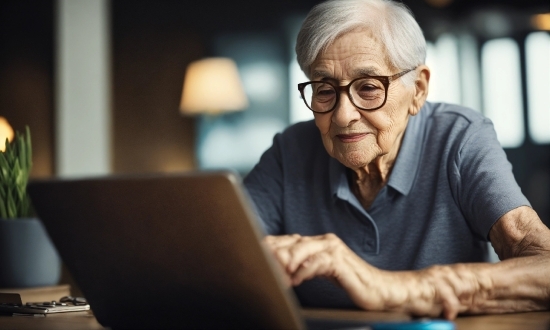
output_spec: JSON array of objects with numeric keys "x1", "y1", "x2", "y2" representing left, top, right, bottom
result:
[
  {"x1": 453, "y1": 118, "x2": 530, "y2": 239},
  {"x1": 489, "y1": 206, "x2": 550, "y2": 260},
  {"x1": 243, "y1": 134, "x2": 285, "y2": 235}
]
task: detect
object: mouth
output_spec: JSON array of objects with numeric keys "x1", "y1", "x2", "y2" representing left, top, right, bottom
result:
[{"x1": 336, "y1": 133, "x2": 369, "y2": 143}]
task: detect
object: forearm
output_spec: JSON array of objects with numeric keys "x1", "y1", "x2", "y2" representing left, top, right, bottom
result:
[
  {"x1": 265, "y1": 218, "x2": 550, "y2": 319},
  {"x1": 375, "y1": 207, "x2": 550, "y2": 319},
  {"x1": 362, "y1": 254, "x2": 550, "y2": 319},
  {"x1": 277, "y1": 234, "x2": 549, "y2": 319},
  {"x1": 476, "y1": 254, "x2": 550, "y2": 313}
]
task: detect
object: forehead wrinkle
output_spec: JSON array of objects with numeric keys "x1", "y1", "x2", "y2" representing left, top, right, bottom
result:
[
  {"x1": 311, "y1": 70, "x2": 332, "y2": 80},
  {"x1": 311, "y1": 66, "x2": 384, "y2": 81}
]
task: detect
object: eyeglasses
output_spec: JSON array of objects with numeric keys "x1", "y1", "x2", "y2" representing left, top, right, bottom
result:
[{"x1": 297, "y1": 68, "x2": 415, "y2": 113}]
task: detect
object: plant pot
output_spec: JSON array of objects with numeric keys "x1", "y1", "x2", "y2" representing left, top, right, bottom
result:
[{"x1": 0, "y1": 217, "x2": 61, "y2": 288}]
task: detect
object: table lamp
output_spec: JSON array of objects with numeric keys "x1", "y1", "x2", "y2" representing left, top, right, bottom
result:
[
  {"x1": 180, "y1": 57, "x2": 248, "y2": 115},
  {"x1": 0, "y1": 117, "x2": 14, "y2": 152}
]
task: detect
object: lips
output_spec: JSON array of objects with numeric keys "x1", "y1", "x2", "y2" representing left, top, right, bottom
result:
[{"x1": 336, "y1": 133, "x2": 369, "y2": 143}]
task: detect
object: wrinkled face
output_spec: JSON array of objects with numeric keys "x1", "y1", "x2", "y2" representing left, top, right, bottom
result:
[{"x1": 310, "y1": 29, "x2": 416, "y2": 169}]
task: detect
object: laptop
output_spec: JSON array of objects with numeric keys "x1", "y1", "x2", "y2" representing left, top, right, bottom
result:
[{"x1": 28, "y1": 171, "x2": 447, "y2": 329}]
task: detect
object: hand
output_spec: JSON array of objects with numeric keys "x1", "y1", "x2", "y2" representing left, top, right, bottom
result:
[
  {"x1": 263, "y1": 233, "x2": 349, "y2": 285},
  {"x1": 262, "y1": 233, "x2": 465, "y2": 319},
  {"x1": 263, "y1": 233, "x2": 384, "y2": 307},
  {"x1": 263, "y1": 227, "x2": 550, "y2": 320}
]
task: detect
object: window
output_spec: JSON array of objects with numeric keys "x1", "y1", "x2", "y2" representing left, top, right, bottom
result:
[
  {"x1": 481, "y1": 38, "x2": 524, "y2": 148},
  {"x1": 289, "y1": 59, "x2": 313, "y2": 124},
  {"x1": 525, "y1": 32, "x2": 550, "y2": 144},
  {"x1": 458, "y1": 34, "x2": 482, "y2": 111},
  {"x1": 426, "y1": 34, "x2": 461, "y2": 104}
]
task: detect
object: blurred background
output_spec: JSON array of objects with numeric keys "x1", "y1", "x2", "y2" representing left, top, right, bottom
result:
[{"x1": 0, "y1": 0, "x2": 549, "y2": 225}]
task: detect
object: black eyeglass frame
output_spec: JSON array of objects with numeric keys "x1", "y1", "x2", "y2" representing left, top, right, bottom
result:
[{"x1": 297, "y1": 68, "x2": 415, "y2": 113}]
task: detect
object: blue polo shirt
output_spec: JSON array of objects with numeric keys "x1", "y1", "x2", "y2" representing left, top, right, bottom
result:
[{"x1": 243, "y1": 102, "x2": 530, "y2": 308}]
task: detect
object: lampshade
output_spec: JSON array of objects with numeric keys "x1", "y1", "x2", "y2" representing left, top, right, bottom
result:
[
  {"x1": 532, "y1": 13, "x2": 550, "y2": 30},
  {"x1": 180, "y1": 57, "x2": 248, "y2": 115},
  {"x1": 0, "y1": 117, "x2": 14, "y2": 152}
]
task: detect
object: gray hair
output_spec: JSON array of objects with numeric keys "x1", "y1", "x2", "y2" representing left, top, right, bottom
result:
[{"x1": 296, "y1": 0, "x2": 426, "y2": 86}]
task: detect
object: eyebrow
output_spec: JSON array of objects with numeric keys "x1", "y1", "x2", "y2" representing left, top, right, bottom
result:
[
  {"x1": 353, "y1": 67, "x2": 383, "y2": 77},
  {"x1": 310, "y1": 67, "x2": 384, "y2": 80},
  {"x1": 310, "y1": 70, "x2": 332, "y2": 80}
]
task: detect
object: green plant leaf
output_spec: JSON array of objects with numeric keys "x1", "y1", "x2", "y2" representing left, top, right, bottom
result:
[
  {"x1": 25, "y1": 126, "x2": 32, "y2": 170},
  {"x1": 0, "y1": 153, "x2": 7, "y2": 182},
  {"x1": 0, "y1": 196, "x2": 7, "y2": 218},
  {"x1": 3, "y1": 138, "x2": 8, "y2": 152},
  {"x1": 6, "y1": 188, "x2": 16, "y2": 218},
  {"x1": 6, "y1": 134, "x2": 14, "y2": 166},
  {"x1": 18, "y1": 133, "x2": 27, "y2": 173},
  {"x1": 13, "y1": 159, "x2": 24, "y2": 193},
  {"x1": 0, "y1": 126, "x2": 33, "y2": 218}
]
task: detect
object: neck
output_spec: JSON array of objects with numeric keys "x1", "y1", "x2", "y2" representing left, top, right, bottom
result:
[
  {"x1": 353, "y1": 129, "x2": 405, "y2": 184},
  {"x1": 349, "y1": 129, "x2": 406, "y2": 209}
]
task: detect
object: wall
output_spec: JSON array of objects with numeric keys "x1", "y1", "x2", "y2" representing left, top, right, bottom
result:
[
  {"x1": 111, "y1": 1, "x2": 202, "y2": 173},
  {"x1": 0, "y1": 0, "x2": 55, "y2": 178},
  {"x1": 1, "y1": 0, "x2": 548, "y2": 225}
]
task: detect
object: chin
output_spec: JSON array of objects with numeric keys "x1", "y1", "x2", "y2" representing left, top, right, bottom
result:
[
  {"x1": 337, "y1": 151, "x2": 376, "y2": 169},
  {"x1": 325, "y1": 140, "x2": 381, "y2": 169}
]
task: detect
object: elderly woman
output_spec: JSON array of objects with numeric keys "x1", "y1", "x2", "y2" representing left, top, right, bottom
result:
[{"x1": 243, "y1": 0, "x2": 550, "y2": 320}]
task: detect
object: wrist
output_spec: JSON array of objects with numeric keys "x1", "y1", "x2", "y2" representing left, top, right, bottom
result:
[
  {"x1": 354, "y1": 268, "x2": 434, "y2": 314},
  {"x1": 390, "y1": 269, "x2": 442, "y2": 317}
]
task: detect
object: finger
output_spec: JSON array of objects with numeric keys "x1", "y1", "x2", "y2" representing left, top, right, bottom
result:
[
  {"x1": 290, "y1": 253, "x2": 332, "y2": 286},
  {"x1": 280, "y1": 269, "x2": 293, "y2": 288},
  {"x1": 434, "y1": 265, "x2": 471, "y2": 316},
  {"x1": 264, "y1": 234, "x2": 302, "y2": 250},
  {"x1": 263, "y1": 235, "x2": 304, "y2": 270},
  {"x1": 286, "y1": 234, "x2": 341, "y2": 273},
  {"x1": 439, "y1": 283, "x2": 461, "y2": 320},
  {"x1": 425, "y1": 268, "x2": 460, "y2": 320},
  {"x1": 270, "y1": 245, "x2": 293, "y2": 270}
]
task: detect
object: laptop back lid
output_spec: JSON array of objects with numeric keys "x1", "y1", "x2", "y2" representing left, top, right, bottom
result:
[{"x1": 28, "y1": 171, "x2": 305, "y2": 329}]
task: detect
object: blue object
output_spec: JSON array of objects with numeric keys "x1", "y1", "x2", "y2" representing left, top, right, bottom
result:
[
  {"x1": 0, "y1": 218, "x2": 61, "y2": 288},
  {"x1": 371, "y1": 320, "x2": 455, "y2": 330}
]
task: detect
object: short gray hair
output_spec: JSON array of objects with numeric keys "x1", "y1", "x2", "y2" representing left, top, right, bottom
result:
[{"x1": 296, "y1": 0, "x2": 426, "y2": 86}]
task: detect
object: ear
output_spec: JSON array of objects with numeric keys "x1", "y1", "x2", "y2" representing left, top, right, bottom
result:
[{"x1": 408, "y1": 65, "x2": 430, "y2": 116}]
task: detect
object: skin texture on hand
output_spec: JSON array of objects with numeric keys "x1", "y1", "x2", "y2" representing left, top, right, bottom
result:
[{"x1": 263, "y1": 206, "x2": 550, "y2": 320}]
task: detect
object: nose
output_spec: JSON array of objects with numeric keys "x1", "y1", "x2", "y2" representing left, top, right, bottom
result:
[{"x1": 331, "y1": 91, "x2": 362, "y2": 128}]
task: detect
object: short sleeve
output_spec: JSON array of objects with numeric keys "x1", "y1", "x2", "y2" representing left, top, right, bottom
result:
[
  {"x1": 453, "y1": 118, "x2": 530, "y2": 240},
  {"x1": 243, "y1": 133, "x2": 285, "y2": 235}
]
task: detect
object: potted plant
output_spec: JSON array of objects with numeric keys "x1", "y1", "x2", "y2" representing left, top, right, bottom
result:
[{"x1": 0, "y1": 126, "x2": 61, "y2": 288}]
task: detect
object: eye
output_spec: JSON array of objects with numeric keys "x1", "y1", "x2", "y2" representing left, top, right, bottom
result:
[
  {"x1": 353, "y1": 79, "x2": 385, "y2": 100},
  {"x1": 313, "y1": 84, "x2": 336, "y2": 102},
  {"x1": 357, "y1": 80, "x2": 382, "y2": 92},
  {"x1": 358, "y1": 84, "x2": 378, "y2": 92},
  {"x1": 315, "y1": 86, "x2": 335, "y2": 95}
]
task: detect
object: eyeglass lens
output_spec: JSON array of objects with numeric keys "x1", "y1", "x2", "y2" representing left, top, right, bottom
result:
[{"x1": 302, "y1": 78, "x2": 386, "y2": 112}]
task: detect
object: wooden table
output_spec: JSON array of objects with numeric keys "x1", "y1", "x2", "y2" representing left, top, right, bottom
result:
[
  {"x1": 1, "y1": 309, "x2": 549, "y2": 329},
  {"x1": 0, "y1": 311, "x2": 103, "y2": 330},
  {"x1": 454, "y1": 312, "x2": 550, "y2": 330},
  {"x1": 303, "y1": 308, "x2": 550, "y2": 330}
]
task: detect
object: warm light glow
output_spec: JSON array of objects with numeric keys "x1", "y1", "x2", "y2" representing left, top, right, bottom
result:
[
  {"x1": 180, "y1": 58, "x2": 248, "y2": 115},
  {"x1": 0, "y1": 117, "x2": 14, "y2": 152},
  {"x1": 531, "y1": 13, "x2": 550, "y2": 30}
]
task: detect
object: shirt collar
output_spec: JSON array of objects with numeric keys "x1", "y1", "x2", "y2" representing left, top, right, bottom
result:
[
  {"x1": 329, "y1": 102, "x2": 429, "y2": 197},
  {"x1": 329, "y1": 156, "x2": 349, "y2": 200}
]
